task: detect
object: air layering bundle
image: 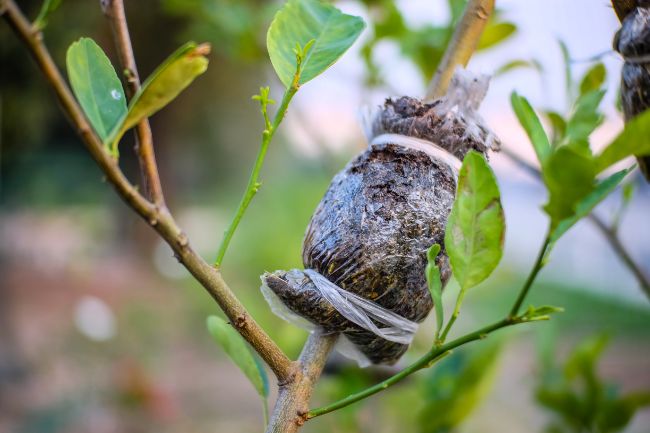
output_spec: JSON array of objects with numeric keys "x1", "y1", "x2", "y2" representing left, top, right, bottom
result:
[{"x1": 262, "y1": 69, "x2": 500, "y2": 366}]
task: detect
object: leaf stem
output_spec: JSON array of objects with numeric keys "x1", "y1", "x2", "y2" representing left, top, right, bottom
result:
[
  {"x1": 438, "y1": 288, "x2": 466, "y2": 343},
  {"x1": 509, "y1": 232, "x2": 551, "y2": 317},
  {"x1": 214, "y1": 81, "x2": 299, "y2": 267},
  {"x1": 307, "y1": 232, "x2": 555, "y2": 419},
  {"x1": 307, "y1": 317, "x2": 516, "y2": 419}
]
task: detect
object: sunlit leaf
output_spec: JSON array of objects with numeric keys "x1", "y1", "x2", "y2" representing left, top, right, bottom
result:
[
  {"x1": 595, "y1": 109, "x2": 650, "y2": 172},
  {"x1": 622, "y1": 181, "x2": 635, "y2": 204},
  {"x1": 206, "y1": 316, "x2": 269, "y2": 399},
  {"x1": 519, "y1": 305, "x2": 564, "y2": 322},
  {"x1": 267, "y1": 0, "x2": 365, "y2": 88},
  {"x1": 478, "y1": 22, "x2": 516, "y2": 50},
  {"x1": 511, "y1": 92, "x2": 551, "y2": 164},
  {"x1": 107, "y1": 42, "x2": 210, "y2": 153},
  {"x1": 494, "y1": 59, "x2": 542, "y2": 77},
  {"x1": 579, "y1": 63, "x2": 606, "y2": 96},
  {"x1": 545, "y1": 110, "x2": 567, "y2": 145},
  {"x1": 66, "y1": 38, "x2": 127, "y2": 142},
  {"x1": 34, "y1": 0, "x2": 62, "y2": 30},
  {"x1": 426, "y1": 243, "x2": 444, "y2": 334},
  {"x1": 445, "y1": 151, "x2": 505, "y2": 290},
  {"x1": 549, "y1": 167, "x2": 633, "y2": 245},
  {"x1": 565, "y1": 90, "x2": 605, "y2": 147},
  {"x1": 542, "y1": 145, "x2": 596, "y2": 228}
]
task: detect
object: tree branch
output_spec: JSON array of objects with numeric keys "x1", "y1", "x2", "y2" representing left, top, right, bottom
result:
[
  {"x1": 425, "y1": 0, "x2": 494, "y2": 100},
  {"x1": 307, "y1": 318, "x2": 517, "y2": 419},
  {"x1": 266, "y1": 332, "x2": 338, "y2": 433},
  {"x1": 1, "y1": 0, "x2": 294, "y2": 381},
  {"x1": 501, "y1": 147, "x2": 650, "y2": 299},
  {"x1": 215, "y1": 82, "x2": 299, "y2": 267},
  {"x1": 100, "y1": 0, "x2": 165, "y2": 207},
  {"x1": 306, "y1": 226, "x2": 554, "y2": 419},
  {"x1": 611, "y1": 0, "x2": 636, "y2": 22}
]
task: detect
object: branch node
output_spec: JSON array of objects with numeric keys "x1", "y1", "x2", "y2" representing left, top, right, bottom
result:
[
  {"x1": 234, "y1": 315, "x2": 248, "y2": 330},
  {"x1": 277, "y1": 362, "x2": 300, "y2": 386},
  {"x1": 295, "y1": 414, "x2": 306, "y2": 426},
  {"x1": 177, "y1": 233, "x2": 189, "y2": 248}
]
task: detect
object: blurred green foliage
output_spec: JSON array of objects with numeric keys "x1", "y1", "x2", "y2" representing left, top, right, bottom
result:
[
  {"x1": 359, "y1": 0, "x2": 517, "y2": 85},
  {"x1": 2, "y1": 2, "x2": 649, "y2": 433},
  {"x1": 536, "y1": 335, "x2": 650, "y2": 433},
  {"x1": 162, "y1": 0, "x2": 274, "y2": 61},
  {"x1": 417, "y1": 341, "x2": 502, "y2": 433}
]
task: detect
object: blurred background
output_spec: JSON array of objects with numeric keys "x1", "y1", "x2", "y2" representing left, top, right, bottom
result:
[{"x1": 1, "y1": 0, "x2": 649, "y2": 432}]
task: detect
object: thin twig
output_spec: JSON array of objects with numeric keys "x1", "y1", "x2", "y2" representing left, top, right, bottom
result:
[
  {"x1": 267, "y1": 332, "x2": 338, "y2": 433},
  {"x1": 307, "y1": 228, "x2": 553, "y2": 419},
  {"x1": 215, "y1": 81, "x2": 299, "y2": 267},
  {"x1": 100, "y1": 0, "x2": 165, "y2": 206},
  {"x1": 425, "y1": 0, "x2": 494, "y2": 100},
  {"x1": 586, "y1": 208, "x2": 650, "y2": 298},
  {"x1": 501, "y1": 147, "x2": 650, "y2": 298},
  {"x1": 509, "y1": 232, "x2": 551, "y2": 316},
  {"x1": 1, "y1": 0, "x2": 294, "y2": 381},
  {"x1": 308, "y1": 318, "x2": 512, "y2": 419}
]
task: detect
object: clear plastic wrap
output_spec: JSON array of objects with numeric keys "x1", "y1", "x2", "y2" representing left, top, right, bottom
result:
[{"x1": 261, "y1": 68, "x2": 499, "y2": 366}]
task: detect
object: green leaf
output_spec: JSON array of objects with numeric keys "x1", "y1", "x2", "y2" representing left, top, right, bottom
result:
[
  {"x1": 542, "y1": 146, "x2": 596, "y2": 228},
  {"x1": 448, "y1": 0, "x2": 466, "y2": 23},
  {"x1": 419, "y1": 342, "x2": 503, "y2": 431},
  {"x1": 545, "y1": 110, "x2": 567, "y2": 145},
  {"x1": 579, "y1": 63, "x2": 606, "y2": 96},
  {"x1": 267, "y1": 0, "x2": 365, "y2": 88},
  {"x1": 206, "y1": 316, "x2": 269, "y2": 399},
  {"x1": 622, "y1": 181, "x2": 635, "y2": 205},
  {"x1": 511, "y1": 92, "x2": 551, "y2": 164},
  {"x1": 426, "y1": 243, "x2": 444, "y2": 335},
  {"x1": 595, "y1": 109, "x2": 650, "y2": 172},
  {"x1": 549, "y1": 167, "x2": 633, "y2": 245},
  {"x1": 564, "y1": 90, "x2": 605, "y2": 147},
  {"x1": 445, "y1": 151, "x2": 505, "y2": 290},
  {"x1": 107, "y1": 42, "x2": 210, "y2": 154},
  {"x1": 33, "y1": 0, "x2": 62, "y2": 30},
  {"x1": 598, "y1": 392, "x2": 650, "y2": 432},
  {"x1": 564, "y1": 334, "x2": 608, "y2": 380},
  {"x1": 494, "y1": 59, "x2": 542, "y2": 77},
  {"x1": 478, "y1": 22, "x2": 516, "y2": 50},
  {"x1": 519, "y1": 305, "x2": 564, "y2": 322},
  {"x1": 66, "y1": 38, "x2": 127, "y2": 142}
]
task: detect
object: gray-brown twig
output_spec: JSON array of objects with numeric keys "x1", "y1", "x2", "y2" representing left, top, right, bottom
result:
[
  {"x1": 1, "y1": 0, "x2": 293, "y2": 382},
  {"x1": 100, "y1": 0, "x2": 165, "y2": 206},
  {"x1": 266, "y1": 332, "x2": 338, "y2": 433}
]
